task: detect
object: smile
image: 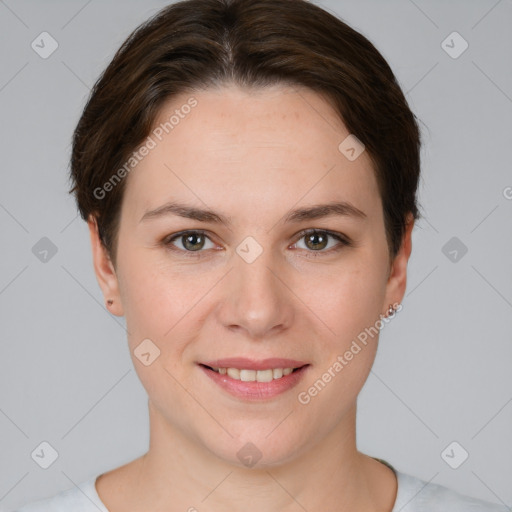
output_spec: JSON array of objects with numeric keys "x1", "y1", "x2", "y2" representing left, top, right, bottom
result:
[
  {"x1": 208, "y1": 366, "x2": 296, "y2": 382},
  {"x1": 198, "y1": 358, "x2": 310, "y2": 400}
]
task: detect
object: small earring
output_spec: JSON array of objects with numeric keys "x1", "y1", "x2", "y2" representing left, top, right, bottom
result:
[
  {"x1": 386, "y1": 303, "x2": 399, "y2": 318},
  {"x1": 107, "y1": 299, "x2": 114, "y2": 307}
]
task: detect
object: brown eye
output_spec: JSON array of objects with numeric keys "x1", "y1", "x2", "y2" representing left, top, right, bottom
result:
[
  {"x1": 165, "y1": 231, "x2": 215, "y2": 253},
  {"x1": 292, "y1": 229, "x2": 351, "y2": 254},
  {"x1": 304, "y1": 231, "x2": 329, "y2": 251},
  {"x1": 181, "y1": 233, "x2": 206, "y2": 251}
]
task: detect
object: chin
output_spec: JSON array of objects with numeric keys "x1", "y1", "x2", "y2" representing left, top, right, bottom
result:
[{"x1": 197, "y1": 419, "x2": 312, "y2": 470}]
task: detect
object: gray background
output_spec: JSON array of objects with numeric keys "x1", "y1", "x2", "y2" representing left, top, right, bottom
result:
[{"x1": 1, "y1": 0, "x2": 511, "y2": 510}]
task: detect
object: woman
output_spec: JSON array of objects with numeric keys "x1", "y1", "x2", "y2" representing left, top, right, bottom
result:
[{"x1": 16, "y1": 0, "x2": 508, "y2": 510}]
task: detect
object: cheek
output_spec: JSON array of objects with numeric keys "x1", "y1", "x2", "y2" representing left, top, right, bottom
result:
[
  {"x1": 310, "y1": 249, "x2": 389, "y2": 346},
  {"x1": 116, "y1": 245, "x2": 196, "y2": 352},
  {"x1": 116, "y1": 254, "x2": 203, "y2": 410},
  {"x1": 296, "y1": 256, "x2": 389, "y2": 415}
]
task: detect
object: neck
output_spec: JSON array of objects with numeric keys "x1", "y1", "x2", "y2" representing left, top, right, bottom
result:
[{"x1": 105, "y1": 400, "x2": 397, "y2": 512}]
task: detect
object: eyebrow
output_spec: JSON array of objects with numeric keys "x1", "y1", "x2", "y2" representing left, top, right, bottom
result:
[{"x1": 139, "y1": 200, "x2": 367, "y2": 225}]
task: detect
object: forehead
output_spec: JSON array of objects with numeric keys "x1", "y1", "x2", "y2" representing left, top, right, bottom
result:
[{"x1": 121, "y1": 84, "x2": 381, "y2": 223}]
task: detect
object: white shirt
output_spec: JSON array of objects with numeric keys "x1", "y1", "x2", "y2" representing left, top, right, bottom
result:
[{"x1": 13, "y1": 462, "x2": 509, "y2": 512}]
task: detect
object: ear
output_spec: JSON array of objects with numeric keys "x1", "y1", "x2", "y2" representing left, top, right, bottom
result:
[
  {"x1": 87, "y1": 215, "x2": 124, "y2": 316},
  {"x1": 382, "y1": 213, "x2": 415, "y2": 314}
]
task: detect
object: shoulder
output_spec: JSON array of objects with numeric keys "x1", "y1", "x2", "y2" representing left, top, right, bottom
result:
[
  {"x1": 394, "y1": 470, "x2": 509, "y2": 512},
  {"x1": 12, "y1": 476, "x2": 108, "y2": 512}
]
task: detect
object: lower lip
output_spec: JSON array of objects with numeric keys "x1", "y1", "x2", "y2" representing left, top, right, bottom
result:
[{"x1": 199, "y1": 364, "x2": 309, "y2": 400}]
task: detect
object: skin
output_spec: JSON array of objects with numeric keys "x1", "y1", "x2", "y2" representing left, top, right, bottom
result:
[{"x1": 89, "y1": 83, "x2": 414, "y2": 512}]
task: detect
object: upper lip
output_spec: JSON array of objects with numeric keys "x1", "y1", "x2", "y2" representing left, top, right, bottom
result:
[{"x1": 200, "y1": 358, "x2": 309, "y2": 371}]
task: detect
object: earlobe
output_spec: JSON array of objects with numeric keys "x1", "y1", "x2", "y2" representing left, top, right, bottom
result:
[
  {"x1": 382, "y1": 214, "x2": 415, "y2": 315},
  {"x1": 87, "y1": 215, "x2": 124, "y2": 316}
]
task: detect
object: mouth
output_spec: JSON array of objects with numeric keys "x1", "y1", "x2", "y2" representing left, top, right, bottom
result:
[
  {"x1": 200, "y1": 364, "x2": 304, "y2": 382},
  {"x1": 198, "y1": 358, "x2": 310, "y2": 400}
]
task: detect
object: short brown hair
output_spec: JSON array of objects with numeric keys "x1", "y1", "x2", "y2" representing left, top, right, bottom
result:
[{"x1": 69, "y1": 0, "x2": 422, "y2": 265}]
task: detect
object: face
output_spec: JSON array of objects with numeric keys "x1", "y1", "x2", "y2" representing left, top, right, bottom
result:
[{"x1": 90, "y1": 84, "x2": 412, "y2": 467}]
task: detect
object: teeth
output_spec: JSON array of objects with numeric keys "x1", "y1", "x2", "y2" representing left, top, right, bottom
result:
[
  {"x1": 255, "y1": 369, "x2": 273, "y2": 382},
  {"x1": 226, "y1": 368, "x2": 240, "y2": 379},
  {"x1": 273, "y1": 368, "x2": 283, "y2": 379},
  {"x1": 211, "y1": 366, "x2": 297, "y2": 382},
  {"x1": 240, "y1": 369, "x2": 256, "y2": 381}
]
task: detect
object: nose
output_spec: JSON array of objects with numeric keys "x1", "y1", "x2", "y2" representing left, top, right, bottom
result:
[{"x1": 216, "y1": 246, "x2": 295, "y2": 340}]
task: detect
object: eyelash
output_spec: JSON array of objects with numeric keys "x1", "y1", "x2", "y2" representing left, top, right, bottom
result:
[{"x1": 162, "y1": 229, "x2": 352, "y2": 258}]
